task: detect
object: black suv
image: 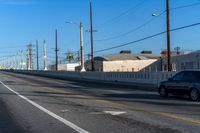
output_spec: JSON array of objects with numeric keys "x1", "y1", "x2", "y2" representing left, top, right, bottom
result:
[{"x1": 158, "y1": 70, "x2": 200, "y2": 101}]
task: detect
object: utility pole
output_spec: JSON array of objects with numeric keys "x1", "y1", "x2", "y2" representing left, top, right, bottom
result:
[
  {"x1": 90, "y1": 0, "x2": 95, "y2": 71},
  {"x1": 16, "y1": 52, "x2": 19, "y2": 69},
  {"x1": 166, "y1": 0, "x2": 171, "y2": 71},
  {"x1": 13, "y1": 55, "x2": 15, "y2": 68},
  {"x1": 43, "y1": 40, "x2": 47, "y2": 70},
  {"x1": 66, "y1": 21, "x2": 86, "y2": 71},
  {"x1": 80, "y1": 22, "x2": 86, "y2": 72},
  {"x1": 36, "y1": 40, "x2": 39, "y2": 70},
  {"x1": 55, "y1": 29, "x2": 58, "y2": 71},
  {"x1": 27, "y1": 44, "x2": 32, "y2": 70},
  {"x1": 30, "y1": 44, "x2": 33, "y2": 70},
  {"x1": 27, "y1": 46, "x2": 29, "y2": 70},
  {"x1": 20, "y1": 50, "x2": 23, "y2": 69},
  {"x1": 10, "y1": 56, "x2": 12, "y2": 68},
  {"x1": 17, "y1": 52, "x2": 20, "y2": 69},
  {"x1": 26, "y1": 49, "x2": 28, "y2": 70}
]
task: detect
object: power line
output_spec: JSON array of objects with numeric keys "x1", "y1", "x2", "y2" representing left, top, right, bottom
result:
[
  {"x1": 97, "y1": 0, "x2": 147, "y2": 27},
  {"x1": 95, "y1": 2, "x2": 200, "y2": 42},
  {"x1": 171, "y1": 2, "x2": 200, "y2": 10},
  {"x1": 95, "y1": 10, "x2": 166, "y2": 42},
  {"x1": 94, "y1": 22, "x2": 200, "y2": 53},
  {"x1": 170, "y1": 22, "x2": 200, "y2": 32}
]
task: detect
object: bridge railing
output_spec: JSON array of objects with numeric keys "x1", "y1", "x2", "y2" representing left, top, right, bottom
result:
[{"x1": 5, "y1": 70, "x2": 177, "y2": 87}]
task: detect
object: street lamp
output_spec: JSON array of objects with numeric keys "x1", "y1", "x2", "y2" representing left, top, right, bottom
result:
[
  {"x1": 66, "y1": 21, "x2": 86, "y2": 72},
  {"x1": 152, "y1": 13, "x2": 159, "y2": 17}
]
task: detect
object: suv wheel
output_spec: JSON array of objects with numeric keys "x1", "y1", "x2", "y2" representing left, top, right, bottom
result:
[
  {"x1": 159, "y1": 86, "x2": 168, "y2": 97},
  {"x1": 190, "y1": 88, "x2": 199, "y2": 101}
]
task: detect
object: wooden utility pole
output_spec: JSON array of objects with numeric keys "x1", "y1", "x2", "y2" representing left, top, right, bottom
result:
[
  {"x1": 55, "y1": 29, "x2": 58, "y2": 71},
  {"x1": 36, "y1": 40, "x2": 39, "y2": 70},
  {"x1": 166, "y1": 0, "x2": 171, "y2": 71},
  {"x1": 90, "y1": 0, "x2": 94, "y2": 71}
]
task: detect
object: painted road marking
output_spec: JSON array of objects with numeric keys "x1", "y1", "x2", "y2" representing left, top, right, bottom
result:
[
  {"x1": 94, "y1": 99, "x2": 200, "y2": 124},
  {"x1": 89, "y1": 111, "x2": 126, "y2": 116},
  {"x1": 0, "y1": 81, "x2": 90, "y2": 133},
  {"x1": 61, "y1": 109, "x2": 69, "y2": 113},
  {"x1": 103, "y1": 111, "x2": 126, "y2": 116}
]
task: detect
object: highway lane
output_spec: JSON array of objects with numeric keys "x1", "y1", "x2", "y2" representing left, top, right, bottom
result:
[{"x1": 0, "y1": 72, "x2": 200, "y2": 133}]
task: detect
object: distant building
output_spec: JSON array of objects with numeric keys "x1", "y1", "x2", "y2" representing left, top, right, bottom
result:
[
  {"x1": 143, "y1": 50, "x2": 200, "y2": 72},
  {"x1": 85, "y1": 50, "x2": 161, "y2": 72},
  {"x1": 48, "y1": 63, "x2": 80, "y2": 71}
]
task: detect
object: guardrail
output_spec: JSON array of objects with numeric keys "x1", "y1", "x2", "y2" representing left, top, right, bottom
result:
[{"x1": 2, "y1": 70, "x2": 177, "y2": 89}]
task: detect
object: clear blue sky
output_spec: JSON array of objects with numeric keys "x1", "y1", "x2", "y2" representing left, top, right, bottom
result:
[{"x1": 0, "y1": 0, "x2": 200, "y2": 66}]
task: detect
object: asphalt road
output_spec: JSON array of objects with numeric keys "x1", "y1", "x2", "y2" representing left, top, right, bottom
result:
[{"x1": 0, "y1": 71, "x2": 200, "y2": 133}]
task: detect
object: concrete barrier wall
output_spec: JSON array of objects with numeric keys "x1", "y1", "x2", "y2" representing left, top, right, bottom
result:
[
  {"x1": 104, "y1": 72, "x2": 175, "y2": 85},
  {"x1": 7, "y1": 70, "x2": 177, "y2": 87}
]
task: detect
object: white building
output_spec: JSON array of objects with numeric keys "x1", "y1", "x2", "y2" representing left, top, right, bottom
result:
[{"x1": 48, "y1": 63, "x2": 80, "y2": 71}]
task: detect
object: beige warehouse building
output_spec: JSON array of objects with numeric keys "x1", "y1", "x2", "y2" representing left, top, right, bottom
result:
[{"x1": 85, "y1": 51, "x2": 161, "y2": 72}]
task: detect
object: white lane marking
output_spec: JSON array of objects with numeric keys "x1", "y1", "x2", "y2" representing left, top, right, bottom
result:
[
  {"x1": 0, "y1": 81, "x2": 90, "y2": 133},
  {"x1": 103, "y1": 111, "x2": 126, "y2": 116}
]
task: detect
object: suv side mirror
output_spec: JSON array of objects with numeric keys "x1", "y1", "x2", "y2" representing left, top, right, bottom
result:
[{"x1": 168, "y1": 78, "x2": 173, "y2": 81}]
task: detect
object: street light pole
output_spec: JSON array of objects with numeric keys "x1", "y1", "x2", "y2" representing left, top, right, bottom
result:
[
  {"x1": 90, "y1": 0, "x2": 95, "y2": 71},
  {"x1": 27, "y1": 44, "x2": 32, "y2": 70},
  {"x1": 43, "y1": 40, "x2": 47, "y2": 71},
  {"x1": 166, "y1": 0, "x2": 171, "y2": 71},
  {"x1": 66, "y1": 21, "x2": 86, "y2": 72},
  {"x1": 80, "y1": 22, "x2": 86, "y2": 72}
]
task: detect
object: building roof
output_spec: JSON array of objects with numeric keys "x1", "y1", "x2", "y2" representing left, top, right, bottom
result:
[
  {"x1": 189, "y1": 50, "x2": 200, "y2": 54},
  {"x1": 94, "y1": 53, "x2": 161, "y2": 61}
]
